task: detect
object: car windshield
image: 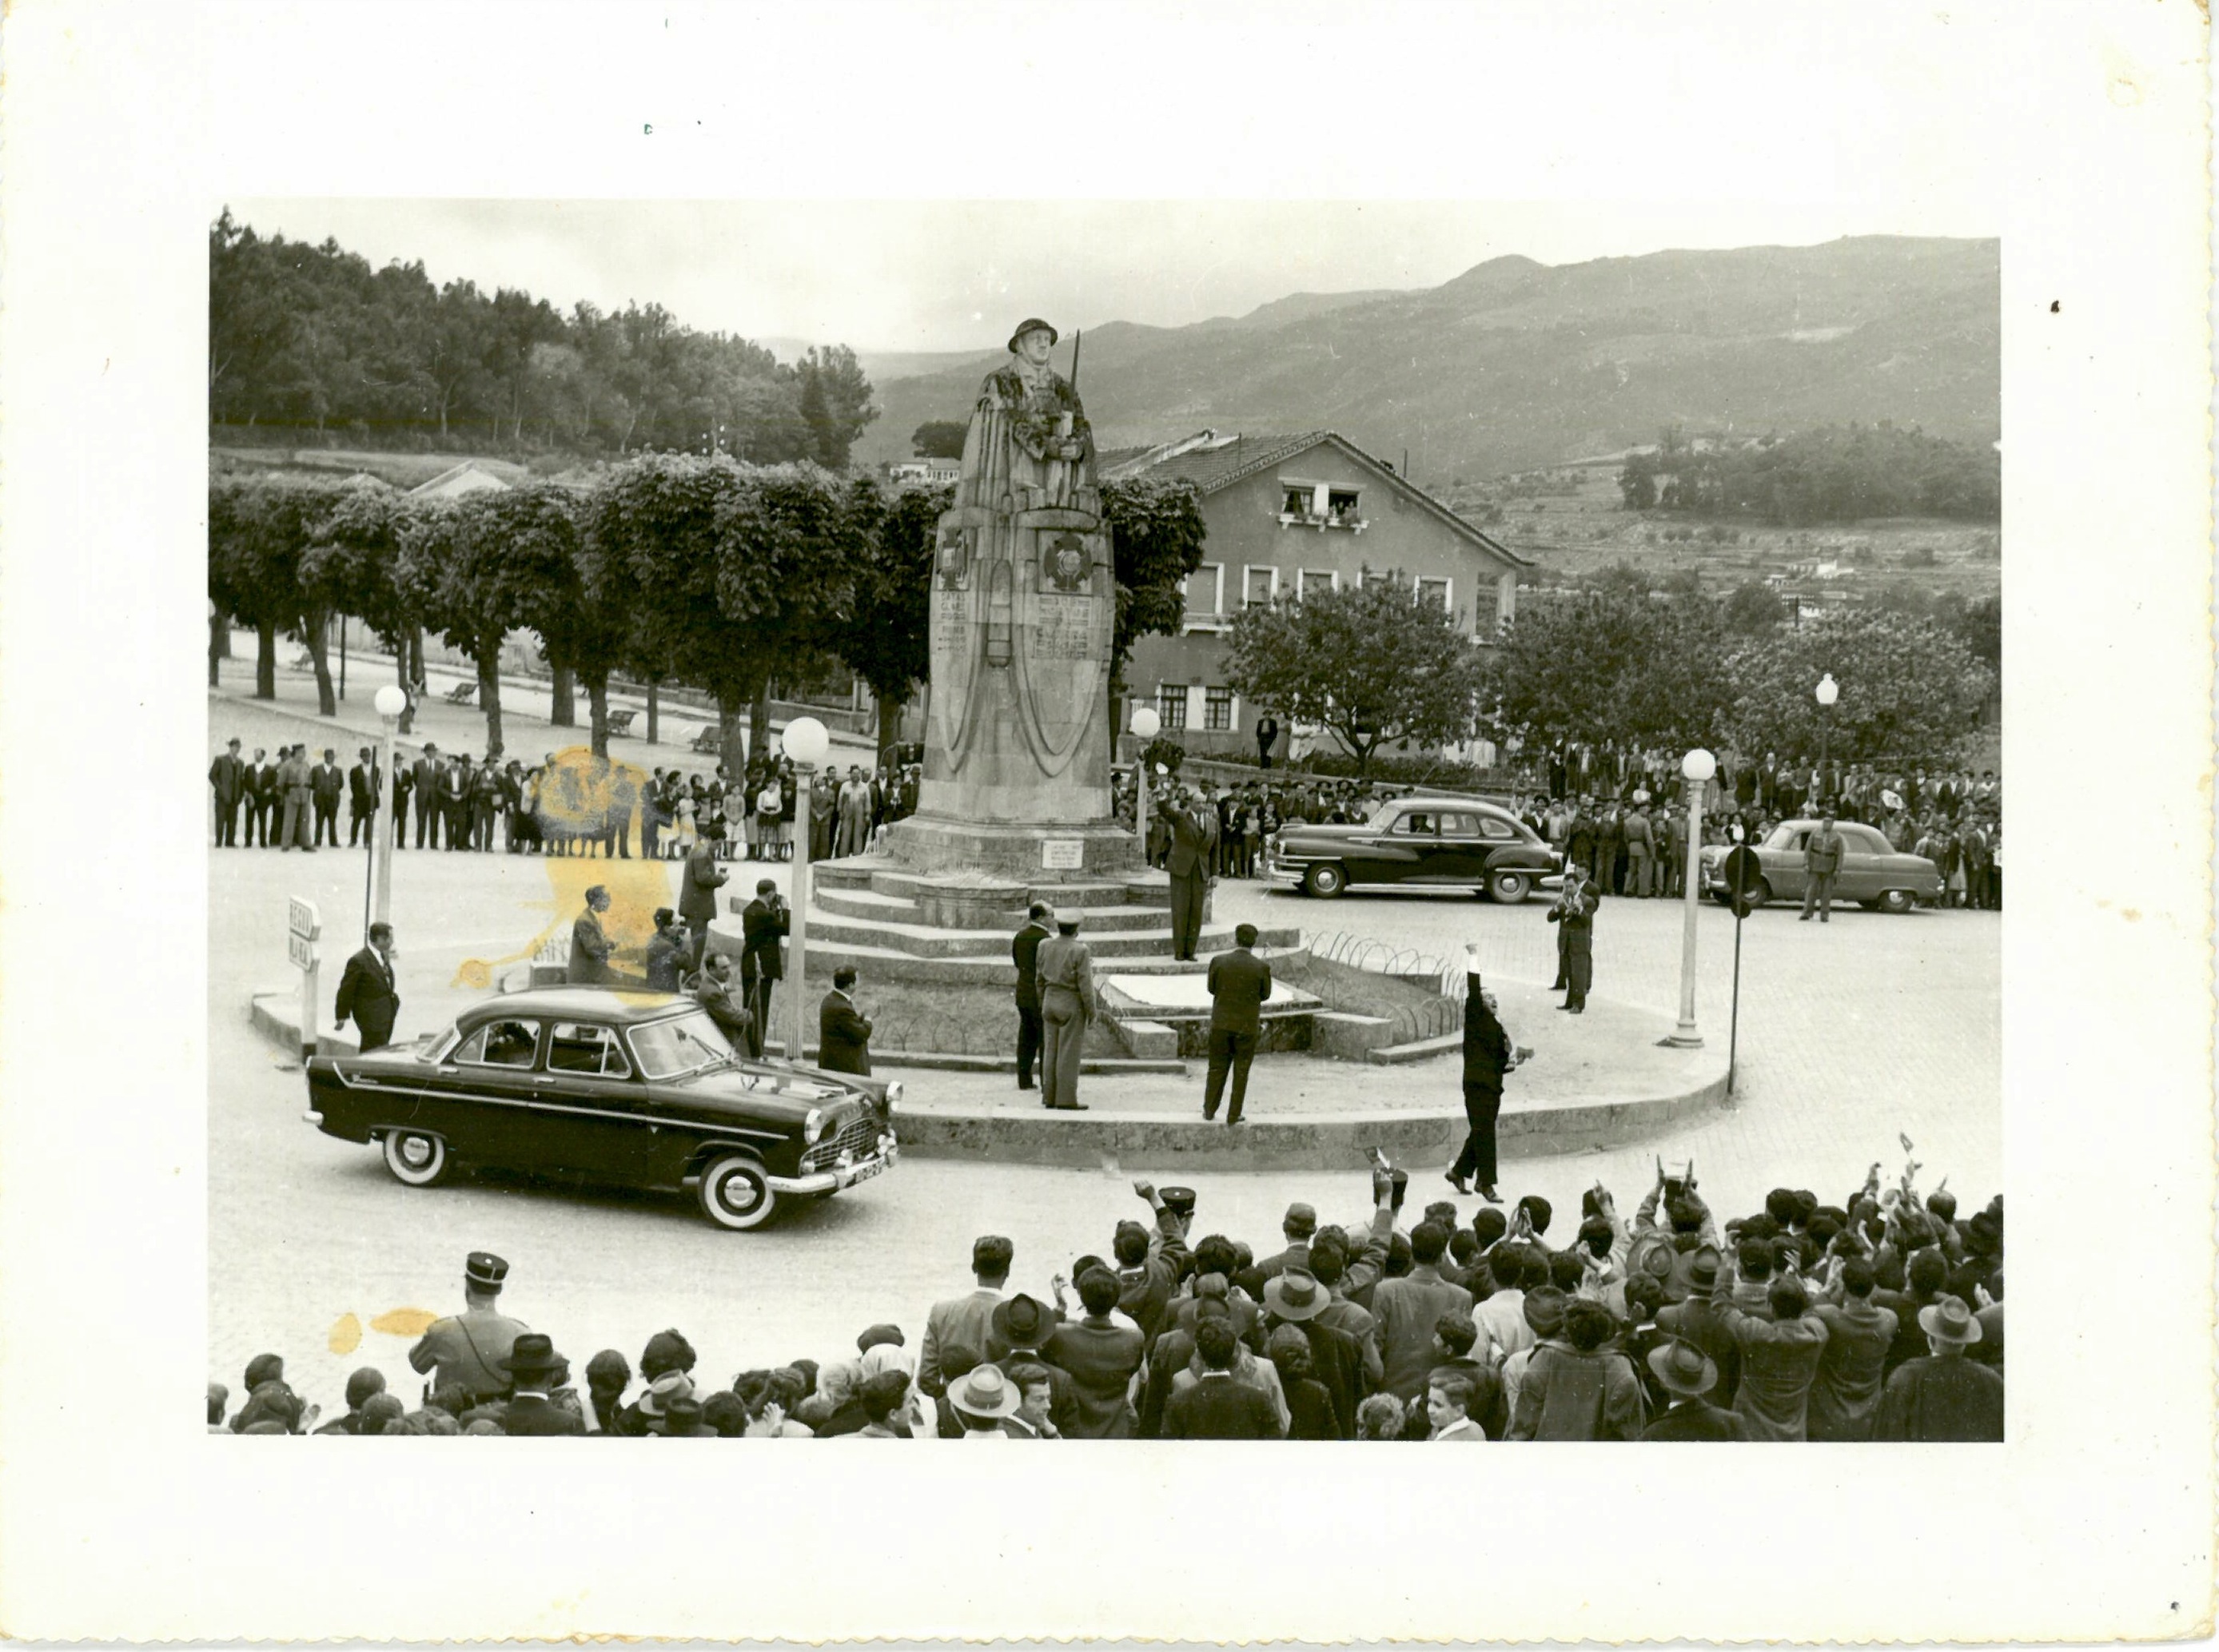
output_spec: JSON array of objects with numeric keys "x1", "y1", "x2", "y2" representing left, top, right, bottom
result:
[
  {"x1": 627, "y1": 1009, "x2": 738, "y2": 1080},
  {"x1": 1364, "y1": 798, "x2": 1400, "y2": 828},
  {"x1": 1763, "y1": 824, "x2": 1804, "y2": 851}
]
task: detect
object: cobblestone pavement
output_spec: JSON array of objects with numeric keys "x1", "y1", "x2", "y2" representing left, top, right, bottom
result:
[{"x1": 207, "y1": 831, "x2": 1998, "y2": 1419}]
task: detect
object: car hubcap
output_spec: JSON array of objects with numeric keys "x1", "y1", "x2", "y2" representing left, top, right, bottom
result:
[
  {"x1": 399, "y1": 1137, "x2": 432, "y2": 1169},
  {"x1": 719, "y1": 1174, "x2": 759, "y2": 1213}
]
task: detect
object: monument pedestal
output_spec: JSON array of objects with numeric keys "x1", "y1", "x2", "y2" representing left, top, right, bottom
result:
[{"x1": 882, "y1": 811, "x2": 1141, "y2": 882}]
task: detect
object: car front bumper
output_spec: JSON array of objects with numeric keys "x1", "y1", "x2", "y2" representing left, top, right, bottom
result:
[{"x1": 768, "y1": 1136, "x2": 898, "y2": 1195}]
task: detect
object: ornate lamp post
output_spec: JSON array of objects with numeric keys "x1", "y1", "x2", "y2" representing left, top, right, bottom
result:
[
  {"x1": 781, "y1": 715, "x2": 831, "y2": 1064},
  {"x1": 1667, "y1": 746, "x2": 1717, "y2": 1048},
  {"x1": 1129, "y1": 703, "x2": 1161, "y2": 854},
  {"x1": 370, "y1": 683, "x2": 408, "y2": 937},
  {"x1": 1815, "y1": 671, "x2": 1839, "y2": 801}
]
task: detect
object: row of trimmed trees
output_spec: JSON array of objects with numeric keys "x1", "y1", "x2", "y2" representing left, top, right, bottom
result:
[{"x1": 208, "y1": 460, "x2": 1207, "y2": 763}]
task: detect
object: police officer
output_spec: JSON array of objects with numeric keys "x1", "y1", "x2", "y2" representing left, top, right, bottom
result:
[
  {"x1": 1034, "y1": 908, "x2": 1096, "y2": 1112},
  {"x1": 408, "y1": 1252, "x2": 528, "y2": 1405},
  {"x1": 1546, "y1": 863, "x2": 1599, "y2": 1014}
]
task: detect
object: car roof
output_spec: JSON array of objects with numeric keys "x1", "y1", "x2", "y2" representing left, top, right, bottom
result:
[
  {"x1": 460, "y1": 987, "x2": 694, "y2": 1025},
  {"x1": 1391, "y1": 792, "x2": 1512, "y2": 813}
]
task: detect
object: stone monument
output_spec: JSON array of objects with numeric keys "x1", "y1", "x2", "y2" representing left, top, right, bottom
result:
[{"x1": 885, "y1": 316, "x2": 1138, "y2": 877}]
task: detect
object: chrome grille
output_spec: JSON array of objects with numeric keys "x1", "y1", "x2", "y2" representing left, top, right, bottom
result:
[{"x1": 803, "y1": 1113, "x2": 884, "y2": 1172}]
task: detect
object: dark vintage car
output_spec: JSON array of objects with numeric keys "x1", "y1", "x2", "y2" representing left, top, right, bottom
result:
[
  {"x1": 1700, "y1": 818, "x2": 1943, "y2": 914},
  {"x1": 303, "y1": 987, "x2": 899, "y2": 1230},
  {"x1": 1266, "y1": 794, "x2": 1562, "y2": 903}
]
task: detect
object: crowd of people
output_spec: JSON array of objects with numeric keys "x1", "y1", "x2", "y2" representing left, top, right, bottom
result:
[{"x1": 216, "y1": 1153, "x2": 2002, "y2": 1443}]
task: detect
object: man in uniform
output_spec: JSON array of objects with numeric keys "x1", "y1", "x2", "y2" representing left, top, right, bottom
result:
[
  {"x1": 740, "y1": 879, "x2": 789, "y2": 1059},
  {"x1": 1163, "y1": 797, "x2": 1211, "y2": 962},
  {"x1": 408, "y1": 1252, "x2": 528, "y2": 1407},
  {"x1": 277, "y1": 744, "x2": 316, "y2": 851},
  {"x1": 310, "y1": 747, "x2": 345, "y2": 847},
  {"x1": 1010, "y1": 902, "x2": 1052, "y2": 1092},
  {"x1": 1801, "y1": 813, "x2": 1847, "y2": 922},
  {"x1": 1546, "y1": 862, "x2": 1599, "y2": 1013},
  {"x1": 1202, "y1": 922, "x2": 1272, "y2": 1126},
  {"x1": 209, "y1": 737, "x2": 246, "y2": 846},
  {"x1": 347, "y1": 746, "x2": 380, "y2": 847},
  {"x1": 1035, "y1": 908, "x2": 1097, "y2": 1112}
]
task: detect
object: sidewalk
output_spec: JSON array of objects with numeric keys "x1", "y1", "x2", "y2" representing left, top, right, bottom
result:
[{"x1": 210, "y1": 630, "x2": 881, "y2": 772}]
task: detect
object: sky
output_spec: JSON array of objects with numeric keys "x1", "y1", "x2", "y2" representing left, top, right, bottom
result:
[{"x1": 233, "y1": 198, "x2": 1999, "y2": 361}]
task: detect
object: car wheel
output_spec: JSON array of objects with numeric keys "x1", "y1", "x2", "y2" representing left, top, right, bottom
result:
[
  {"x1": 1487, "y1": 869, "x2": 1532, "y2": 906},
  {"x1": 1878, "y1": 887, "x2": 1914, "y2": 914},
  {"x1": 699, "y1": 1152, "x2": 778, "y2": 1231},
  {"x1": 1751, "y1": 878, "x2": 1774, "y2": 908},
  {"x1": 380, "y1": 1129, "x2": 449, "y2": 1188},
  {"x1": 1303, "y1": 862, "x2": 1347, "y2": 899}
]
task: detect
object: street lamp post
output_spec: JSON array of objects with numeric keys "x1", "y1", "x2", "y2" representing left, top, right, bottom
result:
[
  {"x1": 1667, "y1": 747, "x2": 1717, "y2": 1048},
  {"x1": 781, "y1": 715, "x2": 831, "y2": 1065},
  {"x1": 370, "y1": 683, "x2": 408, "y2": 938},
  {"x1": 1129, "y1": 703, "x2": 1161, "y2": 857},
  {"x1": 1815, "y1": 671, "x2": 1839, "y2": 802}
]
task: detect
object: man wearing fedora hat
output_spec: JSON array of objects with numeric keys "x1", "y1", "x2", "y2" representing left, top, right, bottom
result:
[
  {"x1": 1640, "y1": 1339, "x2": 1745, "y2": 1440},
  {"x1": 1261, "y1": 1268, "x2": 1366, "y2": 1439},
  {"x1": 986, "y1": 1292, "x2": 1074, "y2": 1432},
  {"x1": 496, "y1": 1335, "x2": 587, "y2": 1436},
  {"x1": 1655, "y1": 1247, "x2": 1740, "y2": 1404},
  {"x1": 1873, "y1": 1295, "x2": 2003, "y2": 1441},
  {"x1": 408, "y1": 1252, "x2": 528, "y2": 1407},
  {"x1": 946, "y1": 1363, "x2": 1024, "y2": 1438}
]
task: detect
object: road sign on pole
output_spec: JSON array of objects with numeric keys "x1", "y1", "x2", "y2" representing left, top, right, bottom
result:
[
  {"x1": 1719, "y1": 846, "x2": 1763, "y2": 1093},
  {"x1": 289, "y1": 896, "x2": 321, "y2": 1059}
]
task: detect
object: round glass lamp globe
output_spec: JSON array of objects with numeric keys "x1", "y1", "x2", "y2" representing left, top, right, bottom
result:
[
  {"x1": 373, "y1": 684, "x2": 409, "y2": 718},
  {"x1": 1815, "y1": 672, "x2": 1840, "y2": 707},
  {"x1": 783, "y1": 716, "x2": 831, "y2": 769},
  {"x1": 1130, "y1": 705, "x2": 1161, "y2": 741},
  {"x1": 1681, "y1": 747, "x2": 1718, "y2": 782}
]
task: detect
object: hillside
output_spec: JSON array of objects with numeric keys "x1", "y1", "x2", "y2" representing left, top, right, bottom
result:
[{"x1": 854, "y1": 237, "x2": 1999, "y2": 482}]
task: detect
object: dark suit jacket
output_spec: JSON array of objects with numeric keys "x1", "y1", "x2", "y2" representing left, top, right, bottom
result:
[
  {"x1": 410, "y1": 755, "x2": 440, "y2": 800},
  {"x1": 679, "y1": 846, "x2": 728, "y2": 926},
  {"x1": 1642, "y1": 1399, "x2": 1745, "y2": 1441},
  {"x1": 333, "y1": 946, "x2": 400, "y2": 1045},
  {"x1": 1042, "y1": 1318, "x2": 1145, "y2": 1439},
  {"x1": 209, "y1": 753, "x2": 245, "y2": 802},
  {"x1": 742, "y1": 898, "x2": 789, "y2": 981},
  {"x1": 1206, "y1": 948, "x2": 1273, "y2": 1034},
  {"x1": 1296, "y1": 1317, "x2": 1366, "y2": 1439},
  {"x1": 1010, "y1": 920, "x2": 1050, "y2": 1009},
  {"x1": 1462, "y1": 972, "x2": 1509, "y2": 1085},
  {"x1": 818, "y1": 990, "x2": 872, "y2": 1074},
  {"x1": 349, "y1": 763, "x2": 378, "y2": 810},
  {"x1": 1162, "y1": 1373, "x2": 1281, "y2": 1439},
  {"x1": 1165, "y1": 808, "x2": 1210, "y2": 880},
  {"x1": 311, "y1": 763, "x2": 344, "y2": 806},
  {"x1": 500, "y1": 1393, "x2": 588, "y2": 1436}
]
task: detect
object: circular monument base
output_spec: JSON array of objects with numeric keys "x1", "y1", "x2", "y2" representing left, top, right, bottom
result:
[{"x1": 884, "y1": 813, "x2": 1141, "y2": 881}]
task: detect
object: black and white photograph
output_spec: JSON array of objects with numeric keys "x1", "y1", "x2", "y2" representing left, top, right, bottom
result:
[{"x1": 1, "y1": 2, "x2": 2211, "y2": 1643}]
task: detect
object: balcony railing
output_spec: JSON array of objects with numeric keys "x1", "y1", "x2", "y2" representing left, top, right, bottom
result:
[{"x1": 1277, "y1": 509, "x2": 1368, "y2": 533}]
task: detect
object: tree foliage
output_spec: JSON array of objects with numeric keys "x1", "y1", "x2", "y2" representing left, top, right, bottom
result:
[
  {"x1": 1478, "y1": 589, "x2": 1736, "y2": 754},
  {"x1": 1100, "y1": 476, "x2": 1209, "y2": 698},
  {"x1": 1727, "y1": 608, "x2": 1995, "y2": 764},
  {"x1": 910, "y1": 420, "x2": 968, "y2": 458},
  {"x1": 400, "y1": 492, "x2": 556, "y2": 759},
  {"x1": 827, "y1": 481, "x2": 942, "y2": 752},
  {"x1": 1618, "y1": 422, "x2": 1999, "y2": 524},
  {"x1": 1225, "y1": 573, "x2": 1485, "y2": 774}
]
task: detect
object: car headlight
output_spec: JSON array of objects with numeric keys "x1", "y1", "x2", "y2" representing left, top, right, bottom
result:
[
  {"x1": 882, "y1": 1081, "x2": 902, "y2": 1111},
  {"x1": 804, "y1": 1106, "x2": 827, "y2": 1144}
]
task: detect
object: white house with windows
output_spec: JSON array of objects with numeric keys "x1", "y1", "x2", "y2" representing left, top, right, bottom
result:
[{"x1": 1099, "y1": 429, "x2": 1528, "y2": 758}]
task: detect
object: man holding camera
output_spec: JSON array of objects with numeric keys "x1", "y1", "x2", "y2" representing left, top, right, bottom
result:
[{"x1": 1546, "y1": 862, "x2": 1599, "y2": 1013}]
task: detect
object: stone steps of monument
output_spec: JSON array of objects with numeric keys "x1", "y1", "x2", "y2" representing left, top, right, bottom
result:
[
  {"x1": 803, "y1": 911, "x2": 1263, "y2": 961},
  {"x1": 730, "y1": 928, "x2": 1303, "y2": 988},
  {"x1": 812, "y1": 858, "x2": 1157, "y2": 910},
  {"x1": 814, "y1": 884, "x2": 1173, "y2": 933}
]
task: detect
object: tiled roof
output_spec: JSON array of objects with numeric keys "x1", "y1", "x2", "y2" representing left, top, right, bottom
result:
[{"x1": 1104, "y1": 429, "x2": 1530, "y2": 567}]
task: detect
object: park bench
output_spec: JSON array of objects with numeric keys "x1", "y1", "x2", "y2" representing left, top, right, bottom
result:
[
  {"x1": 444, "y1": 681, "x2": 477, "y2": 706},
  {"x1": 687, "y1": 723, "x2": 722, "y2": 754},
  {"x1": 606, "y1": 708, "x2": 638, "y2": 738}
]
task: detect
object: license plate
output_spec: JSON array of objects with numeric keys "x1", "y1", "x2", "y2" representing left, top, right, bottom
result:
[{"x1": 843, "y1": 1156, "x2": 887, "y2": 1187}]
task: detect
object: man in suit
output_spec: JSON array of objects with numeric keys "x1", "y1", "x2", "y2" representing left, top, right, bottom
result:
[
  {"x1": 1655, "y1": 1248, "x2": 1740, "y2": 1402},
  {"x1": 1801, "y1": 813, "x2": 1847, "y2": 922},
  {"x1": 276, "y1": 744, "x2": 315, "y2": 851},
  {"x1": 333, "y1": 921, "x2": 401, "y2": 1052},
  {"x1": 1447, "y1": 947, "x2": 1525, "y2": 1202},
  {"x1": 818, "y1": 966, "x2": 873, "y2": 1074},
  {"x1": 442, "y1": 755, "x2": 472, "y2": 851},
  {"x1": 691, "y1": 953, "x2": 754, "y2": 1051},
  {"x1": 209, "y1": 737, "x2": 245, "y2": 846},
  {"x1": 1161, "y1": 1317, "x2": 1282, "y2": 1439},
  {"x1": 1639, "y1": 1339, "x2": 1744, "y2": 1439},
  {"x1": 1162, "y1": 798, "x2": 1211, "y2": 961},
  {"x1": 918, "y1": 1235, "x2": 1012, "y2": 1399},
  {"x1": 1110, "y1": 1180, "x2": 1192, "y2": 1352},
  {"x1": 1261, "y1": 1268, "x2": 1365, "y2": 1439},
  {"x1": 739, "y1": 879, "x2": 788, "y2": 1059},
  {"x1": 1010, "y1": 902, "x2": 1052, "y2": 1092},
  {"x1": 495, "y1": 1335, "x2": 588, "y2": 1436},
  {"x1": 347, "y1": 746, "x2": 379, "y2": 847},
  {"x1": 679, "y1": 834, "x2": 727, "y2": 973},
  {"x1": 1373, "y1": 1219, "x2": 1476, "y2": 1403},
  {"x1": 1254, "y1": 712, "x2": 1279, "y2": 770},
  {"x1": 1034, "y1": 908, "x2": 1096, "y2": 1111},
  {"x1": 470, "y1": 757, "x2": 502, "y2": 850},
  {"x1": 1254, "y1": 1203, "x2": 1317, "y2": 1284},
  {"x1": 1202, "y1": 922, "x2": 1272, "y2": 1125},
  {"x1": 1546, "y1": 862, "x2": 1599, "y2": 1013},
  {"x1": 410, "y1": 743, "x2": 442, "y2": 850},
  {"x1": 241, "y1": 747, "x2": 274, "y2": 846},
  {"x1": 1042, "y1": 1266, "x2": 1145, "y2": 1439},
  {"x1": 568, "y1": 886, "x2": 616, "y2": 985},
  {"x1": 309, "y1": 748, "x2": 344, "y2": 847}
]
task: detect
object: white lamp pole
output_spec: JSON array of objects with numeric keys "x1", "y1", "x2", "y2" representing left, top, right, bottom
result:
[
  {"x1": 1129, "y1": 703, "x2": 1161, "y2": 853},
  {"x1": 1815, "y1": 671, "x2": 1839, "y2": 801},
  {"x1": 781, "y1": 716, "x2": 831, "y2": 1064},
  {"x1": 372, "y1": 683, "x2": 408, "y2": 933},
  {"x1": 1668, "y1": 747, "x2": 1717, "y2": 1048}
]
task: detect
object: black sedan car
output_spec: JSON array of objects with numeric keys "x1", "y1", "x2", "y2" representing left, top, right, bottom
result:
[
  {"x1": 304, "y1": 987, "x2": 899, "y2": 1230},
  {"x1": 1267, "y1": 794, "x2": 1562, "y2": 903}
]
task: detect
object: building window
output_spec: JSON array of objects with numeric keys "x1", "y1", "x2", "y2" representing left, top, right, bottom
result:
[
  {"x1": 1418, "y1": 576, "x2": 1452, "y2": 612},
  {"x1": 1281, "y1": 486, "x2": 1311, "y2": 517},
  {"x1": 1184, "y1": 563, "x2": 1223, "y2": 621},
  {"x1": 1298, "y1": 568, "x2": 1338, "y2": 600},
  {"x1": 1243, "y1": 566, "x2": 1278, "y2": 607},
  {"x1": 1157, "y1": 683, "x2": 1189, "y2": 731},
  {"x1": 1328, "y1": 488, "x2": 1361, "y2": 526},
  {"x1": 1204, "y1": 687, "x2": 1236, "y2": 732}
]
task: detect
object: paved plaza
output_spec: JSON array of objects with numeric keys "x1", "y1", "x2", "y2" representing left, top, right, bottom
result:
[{"x1": 205, "y1": 698, "x2": 1999, "y2": 1411}]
